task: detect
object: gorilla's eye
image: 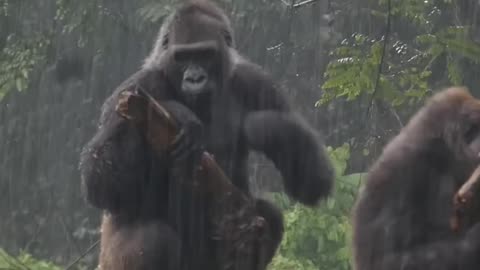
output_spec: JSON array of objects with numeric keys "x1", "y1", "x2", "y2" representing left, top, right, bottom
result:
[
  {"x1": 225, "y1": 35, "x2": 232, "y2": 47},
  {"x1": 162, "y1": 36, "x2": 169, "y2": 49},
  {"x1": 223, "y1": 31, "x2": 232, "y2": 47}
]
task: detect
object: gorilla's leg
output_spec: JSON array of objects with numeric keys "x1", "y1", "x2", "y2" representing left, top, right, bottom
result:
[{"x1": 99, "y1": 216, "x2": 181, "y2": 270}]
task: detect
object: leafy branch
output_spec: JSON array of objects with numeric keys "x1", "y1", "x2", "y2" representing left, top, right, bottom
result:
[
  {"x1": 0, "y1": 34, "x2": 50, "y2": 101},
  {"x1": 366, "y1": 0, "x2": 391, "y2": 117},
  {"x1": 269, "y1": 144, "x2": 364, "y2": 270},
  {"x1": 318, "y1": 1, "x2": 480, "y2": 109}
]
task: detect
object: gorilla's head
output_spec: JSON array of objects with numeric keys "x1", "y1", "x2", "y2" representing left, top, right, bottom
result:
[{"x1": 144, "y1": 0, "x2": 235, "y2": 102}]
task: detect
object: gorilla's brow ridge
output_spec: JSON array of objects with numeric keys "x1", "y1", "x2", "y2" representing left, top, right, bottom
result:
[{"x1": 176, "y1": 0, "x2": 230, "y2": 27}]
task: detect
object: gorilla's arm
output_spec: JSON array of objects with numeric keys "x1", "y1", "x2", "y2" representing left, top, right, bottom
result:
[
  {"x1": 79, "y1": 70, "x2": 168, "y2": 213},
  {"x1": 356, "y1": 215, "x2": 480, "y2": 270},
  {"x1": 354, "y1": 166, "x2": 480, "y2": 270},
  {"x1": 377, "y1": 238, "x2": 479, "y2": 270},
  {"x1": 244, "y1": 112, "x2": 334, "y2": 205},
  {"x1": 79, "y1": 87, "x2": 149, "y2": 213},
  {"x1": 233, "y1": 61, "x2": 334, "y2": 206}
]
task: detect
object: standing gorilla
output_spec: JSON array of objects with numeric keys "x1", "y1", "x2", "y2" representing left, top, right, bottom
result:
[
  {"x1": 79, "y1": 0, "x2": 334, "y2": 269},
  {"x1": 353, "y1": 87, "x2": 480, "y2": 270}
]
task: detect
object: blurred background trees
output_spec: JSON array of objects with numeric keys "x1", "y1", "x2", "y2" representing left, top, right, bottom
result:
[{"x1": 1, "y1": 0, "x2": 480, "y2": 269}]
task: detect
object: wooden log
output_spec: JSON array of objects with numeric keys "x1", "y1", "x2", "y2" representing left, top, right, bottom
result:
[
  {"x1": 115, "y1": 87, "x2": 268, "y2": 269},
  {"x1": 116, "y1": 89, "x2": 177, "y2": 154},
  {"x1": 116, "y1": 88, "x2": 250, "y2": 200},
  {"x1": 451, "y1": 165, "x2": 480, "y2": 232}
]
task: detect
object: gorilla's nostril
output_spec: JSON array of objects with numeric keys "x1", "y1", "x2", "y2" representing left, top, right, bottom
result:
[{"x1": 197, "y1": 74, "x2": 206, "y2": 82}]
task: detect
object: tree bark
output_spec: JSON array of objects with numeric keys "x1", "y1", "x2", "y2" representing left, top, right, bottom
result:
[
  {"x1": 451, "y1": 165, "x2": 480, "y2": 232},
  {"x1": 115, "y1": 88, "x2": 268, "y2": 269}
]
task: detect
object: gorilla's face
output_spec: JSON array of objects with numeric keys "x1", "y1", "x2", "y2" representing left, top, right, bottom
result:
[
  {"x1": 431, "y1": 88, "x2": 480, "y2": 163},
  {"x1": 163, "y1": 11, "x2": 233, "y2": 100},
  {"x1": 171, "y1": 40, "x2": 222, "y2": 96}
]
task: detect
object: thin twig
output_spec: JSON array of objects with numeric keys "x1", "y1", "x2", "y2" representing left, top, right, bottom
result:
[
  {"x1": 365, "y1": 0, "x2": 391, "y2": 118},
  {"x1": 267, "y1": 43, "x2": 283, "y2": 51},
  {"x1": 287, "y1": 0, "x2": 296, "y2": 29},
  {"x1": 293, "y1": 0, "x2": 319, "y2": 8},
  {"x1": 24, "y1": 193, "x2": 52, "y2": 253},
  {"x1": 389, "y1": 105, "x2": 404, "y2": 128},
  {"x1": 239, "y1": 19, "x2": 256, "y2": 51},
  {"x1": 58, "y1": 215, "x2": 81, "y2": 254},
  {"x1": 64, "y1": 239, "x2": 100, "y2": 270},
  {"x1": 23, "y1": 222, "x2": 42, "y2": 253},
  {"x1": 278, "y1": 0, "x2": 296, "y2": 66}
]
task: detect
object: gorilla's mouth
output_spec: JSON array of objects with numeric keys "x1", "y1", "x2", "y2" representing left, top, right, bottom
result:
[
  {"x1": 182, "y1": 80, "x2": 209, "y2": 95},
  {"x1": 182, "y1": 86, "x2": 212, "y2": 101}
]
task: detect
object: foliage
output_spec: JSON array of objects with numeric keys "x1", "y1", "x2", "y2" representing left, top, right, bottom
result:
[
  {"x1": 318, "y1": 0, "x2": 480, "y2": 107},
  {"x1": 0, "y1": 0, "x2": 141, "y2": 101},
  {"x1": 137, "y1": 1, "x2": 174, "y2": 24},
  {"x1": 55, "y1": 0, "x2": 140, "y2": 48},
  {"x1": 0, "y1": 0, "x2": 9, "y2": 16},
  {"x1": 55, "y1": 0, "x2": 99, "y2": 47},
  {"x1": 318, "y1": 33, "x2": 432, "y2": 107},
  {"x1": 269, "y1": 144, "x2": 365, "y2": 270},
  {"x1": 0, "y1": 34, "x2": 50, "y2": 101},
  {"x1": 268, "y1": 254, "x2": 317, "y2": 270},
  {"x1": 0, "y1": 249, "x2": 62, "y2": 270}
]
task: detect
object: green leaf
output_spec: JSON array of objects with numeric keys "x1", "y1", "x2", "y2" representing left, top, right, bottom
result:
[
  {"x1": 15, "y1": 77, "x2": 24, "y2": 91},
  {"x1": 341, "y1": 173, "x2": 367, "y2": 188},
  {"x1": 21, "y1": 68, "x2": 29, "y2": 79}
]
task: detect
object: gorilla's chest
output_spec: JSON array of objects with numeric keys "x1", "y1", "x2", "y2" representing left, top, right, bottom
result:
[{"x1": 203, "y1": 97, "x2": 246, "y2": 155}]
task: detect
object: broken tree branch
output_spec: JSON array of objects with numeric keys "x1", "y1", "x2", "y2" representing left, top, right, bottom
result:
[
  {"x1": 293, "y1": 0, "x2": 319, "y2": 8},
  {"x1": 114, "y1": 87, "x2": 269, "y2": 269},
  {"x1": 115, "y1": 87, "x2": 249, "y2": 199},
  {"x1": 451, "y1": 165, "x2": 480, "y2": 232}
]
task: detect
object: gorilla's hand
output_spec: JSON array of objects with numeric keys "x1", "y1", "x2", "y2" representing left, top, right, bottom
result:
[{"x1": 161, "y1": 101, "x2": 205, "y2": 164}]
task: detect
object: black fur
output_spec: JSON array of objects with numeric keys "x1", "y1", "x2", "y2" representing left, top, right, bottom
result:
[
  {"x1": 353, "y1": 87, "x2": 480, "y2": 270},
  {"x1": 79, "y1": 1, "x2": 334, "y2": 269}
]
